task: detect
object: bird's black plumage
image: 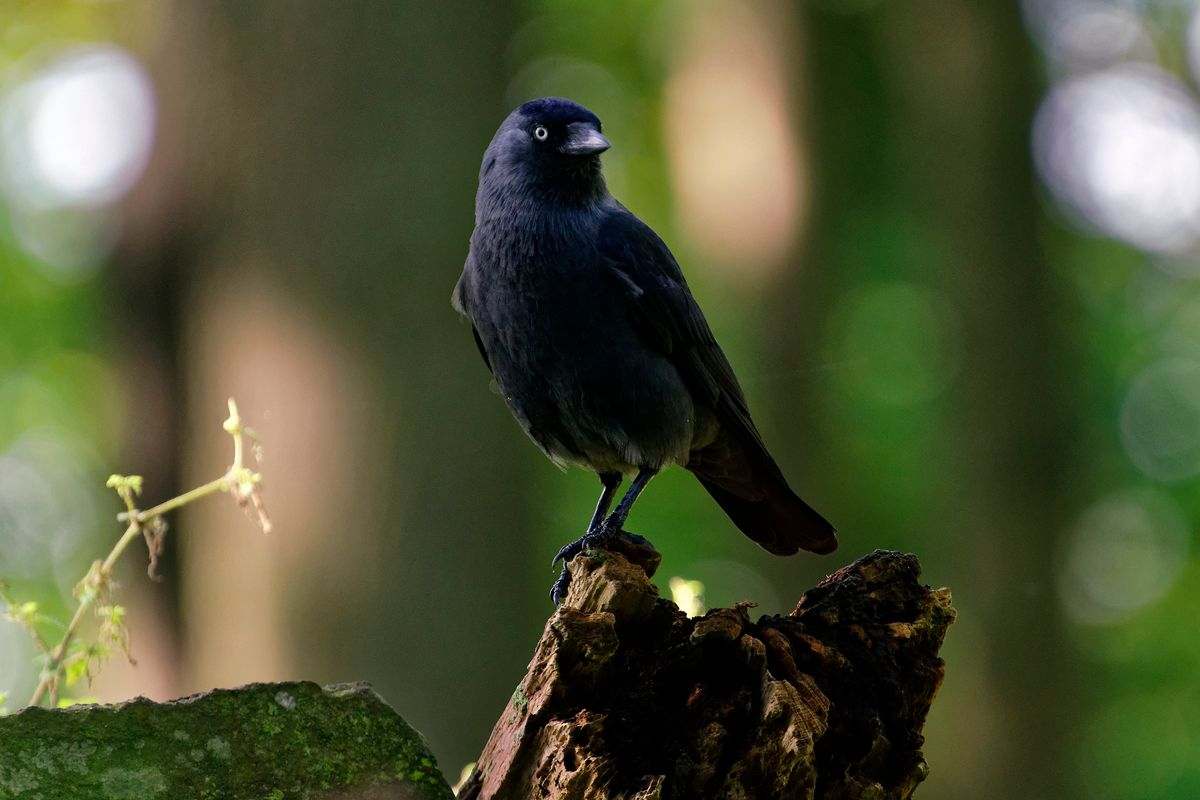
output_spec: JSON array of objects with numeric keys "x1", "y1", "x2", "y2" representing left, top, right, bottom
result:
[{"x1": 454, "y1": 98, "x2": 836, "y2": 601}]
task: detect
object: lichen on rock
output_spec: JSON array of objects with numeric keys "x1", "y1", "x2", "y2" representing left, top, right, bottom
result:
[{"x1": 0, "y1": 681, "x2": 452, "y2": 800}]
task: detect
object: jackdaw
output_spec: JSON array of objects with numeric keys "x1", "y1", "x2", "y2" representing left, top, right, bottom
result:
[{"x1": 453, "y1": 98, "x2": 836, "y2": 603}]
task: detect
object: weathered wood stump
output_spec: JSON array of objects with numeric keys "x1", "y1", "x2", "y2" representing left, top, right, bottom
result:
[{"x1": 460, "y1": 543, "x2": 954, "y2": 800}]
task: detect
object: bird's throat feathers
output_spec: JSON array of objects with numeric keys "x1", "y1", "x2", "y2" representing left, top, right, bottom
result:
[{"x1": 477, "y1": 156, "x2": 608, "y2": 223}]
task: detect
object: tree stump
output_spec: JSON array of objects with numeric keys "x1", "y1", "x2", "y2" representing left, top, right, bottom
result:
[{"x1": 459, "y1": 544, "x2": 954, "y2": 800}]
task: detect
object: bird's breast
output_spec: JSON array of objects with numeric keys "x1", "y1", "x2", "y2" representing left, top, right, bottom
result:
[{"x1": 467, "y1": 236, "x2": 695, "y2": 471}]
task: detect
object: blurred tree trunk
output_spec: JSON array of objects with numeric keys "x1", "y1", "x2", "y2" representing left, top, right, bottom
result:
[
  {"x1": 120, "y1": 1, "x2": 536, "y2": 772},
  {"x1": 777, "y1": 4, "x2": 1079, "y2": 800}
]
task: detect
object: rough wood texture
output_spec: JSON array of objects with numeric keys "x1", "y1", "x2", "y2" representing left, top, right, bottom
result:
[{"x1": 460, "y1": 544, "x2": 954, "y2": 800}]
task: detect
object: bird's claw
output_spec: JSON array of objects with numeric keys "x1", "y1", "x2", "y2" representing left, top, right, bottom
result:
[
  {"x1": 550, "y1": 565, "x2": 572, "y2": 605},
  {"x1": 548, "y1": 523, "x2": 623, "y2": 604},
  {"x1": 550, "y1": 540, "x2": 580, "y2": 569},
  {"x1": 550, "y1": 523, "x2": 616, "y2": 568}
]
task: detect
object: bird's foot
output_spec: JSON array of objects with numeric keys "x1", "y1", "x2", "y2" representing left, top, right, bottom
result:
[
  {"x1": 550, "y1": 564, "x2": 573, "y2": 606},
  {"x1": 549, "y1": 522, "x2": 635, "y2": 605},
  {"x1": 550, "y1": 522, "x2": 618, "y2": 569}
]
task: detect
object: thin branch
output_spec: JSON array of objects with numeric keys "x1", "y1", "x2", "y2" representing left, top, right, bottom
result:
[{"x1": 24, "y1": 398, "x2": 271, "y2": 708}]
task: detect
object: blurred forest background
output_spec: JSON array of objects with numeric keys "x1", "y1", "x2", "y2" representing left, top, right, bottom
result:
[{"x1": 2, "y1": 0, "x2": 1200, "y2": 797}]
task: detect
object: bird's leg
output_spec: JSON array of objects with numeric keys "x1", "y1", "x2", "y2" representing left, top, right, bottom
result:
[
  {"x1": 550, "y1": 471, "x2": 633, "y2": 604},
  {"x1": 586, "y1": 472, "x2": 622, "y2": 534},
  {"x1": 552, "y1": 473, "x2": 621, "y2": 565},
  {"x1": 553, "y1": 471, "x2": 641, "y2": 563},
  {"x1": 597, "y1": 467, "x2": 656, "y2": 537}
]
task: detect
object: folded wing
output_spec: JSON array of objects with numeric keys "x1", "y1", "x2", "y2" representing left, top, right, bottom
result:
[{"x1": 597, "y1": 207, "x2": 837, "y2": 556}]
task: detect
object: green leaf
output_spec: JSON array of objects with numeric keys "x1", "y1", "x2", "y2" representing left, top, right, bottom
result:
[{"x1": 63, "y1": 657, "x2": 89, "y2": 687}]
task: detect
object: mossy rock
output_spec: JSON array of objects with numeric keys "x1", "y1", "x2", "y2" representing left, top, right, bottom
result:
[{"x1": 0, "y1": 681, "x2": 453, "y2": 800}]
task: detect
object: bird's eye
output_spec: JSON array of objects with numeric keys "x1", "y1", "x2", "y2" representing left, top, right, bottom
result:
[{"x1": 533, "y1": 125, "x2": 549, "y2": 142}]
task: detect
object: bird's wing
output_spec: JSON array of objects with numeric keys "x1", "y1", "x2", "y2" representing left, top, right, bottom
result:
[
  {"x1": 596, "y1": 207, "x2": 773, "y2": 474},
  {"x1": 452, "y1": 266, "x2": 493, "y2": 374},
  {"x1": 598, "y1": 206, "x2": 837, "y2": 556}
]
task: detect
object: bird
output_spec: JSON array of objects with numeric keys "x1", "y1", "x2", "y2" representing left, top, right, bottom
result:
[{"x1": 453, "y1": 98, "x2": 836, "y2": 603}]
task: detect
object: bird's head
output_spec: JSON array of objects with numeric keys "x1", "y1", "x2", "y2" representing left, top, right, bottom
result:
[{"x1": 479, "y1": 98, "x2": 611, "y2": 207}]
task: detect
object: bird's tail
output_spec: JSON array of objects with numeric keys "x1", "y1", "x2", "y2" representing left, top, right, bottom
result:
[{"x1": 687, "y1": 432, "x2": 837, "y2": 556}]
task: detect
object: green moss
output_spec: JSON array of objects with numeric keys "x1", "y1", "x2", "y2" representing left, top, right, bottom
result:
[
  {"x1": 0, "y1": 682, "x2": 452, "y2": 800},
  {"x1": 98, "y1": 766, "x2": 167, "y2": 799},
  {"x1": 206, "y1": 737, "x2": 231, "y2": 760}
]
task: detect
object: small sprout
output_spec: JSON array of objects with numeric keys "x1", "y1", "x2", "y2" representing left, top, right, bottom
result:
[
  {"x1": 98, "y1": 604, "x2": 125, "y2": 626},
  {"x1": 231, "y1": 466, "x2": 262, "y2": 496},
  {"x1": 106, "y1": 474, "x2": 144, "y2": 495},
  {"x1": 64, "y1": 640, "x2": 111, "y2": 688},
  {"x1": 63, "y1": 648, "x2": 88, "y2": 688},
  {"x1": 6, "y1": 601, "x2": 38, "y2": 624},
  {"x1": 74, "y1": 560, "x2": 108, "y2": 605},
  {"x1": 76, "y1": 582, "x2": 98, "y2": 606},
  {"x1": 97, "y1": 604, "x2": 135, "y2": 666},
  {"x1": 107, "y1": 474, "x2": 144, "y2": 516},
  {"x1": 10, "y1": 398, "x2": 270, "y2": 708},
  {"x1": 0, "y1": 583, "x2": 58, "y2": 653},
  {"x1": 223, "y1": 398, "x2": 243, "y2": 435}
]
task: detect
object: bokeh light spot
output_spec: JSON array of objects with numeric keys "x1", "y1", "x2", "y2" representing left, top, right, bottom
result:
[
  {"x1": 663, "y1": 0, "x2": 803, "y2": 277},
  {"x1": 1023, "y1": 0, "x2": 1150, "y2": 70},
  {"x1": 0, "y1": 431, "x2": 104, "y2": 580},
  {"x1": 680, "y1": 559, "x2": 782, "y2": 615},
  {"x1": 1, "y1": 44, "x2": 156, "y2": 209},
  {"x1": 1058, "y1": 488, "x2": 1189, "y2": 625},
  {"x1": 668, "y1": 576, "x2": 706, "y2": 617},
  {"x1": 1120, "y1": 358, "x2": 1200, "y2": 481},
  {"x1": 1034, "y1": 64, "x2": 1200, "y2": 255}
]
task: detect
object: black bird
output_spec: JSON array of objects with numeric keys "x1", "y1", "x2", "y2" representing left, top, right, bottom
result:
[{"x1": 453, "y1": 98, "x2": 836, "y2": 603}]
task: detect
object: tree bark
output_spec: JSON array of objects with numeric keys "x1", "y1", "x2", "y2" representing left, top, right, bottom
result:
[{"x1": 460, "y1": 543, "x2": 954, "y2": 800}]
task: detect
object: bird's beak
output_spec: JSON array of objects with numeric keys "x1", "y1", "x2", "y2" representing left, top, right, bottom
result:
[{"x1": 560, "y1": 122, "x2": 610, "y2": 156}]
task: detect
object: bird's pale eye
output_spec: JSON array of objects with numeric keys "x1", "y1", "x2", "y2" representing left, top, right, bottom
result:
[{"x1": 533, "y1": 125, "x2": 549, "y2": 142}]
